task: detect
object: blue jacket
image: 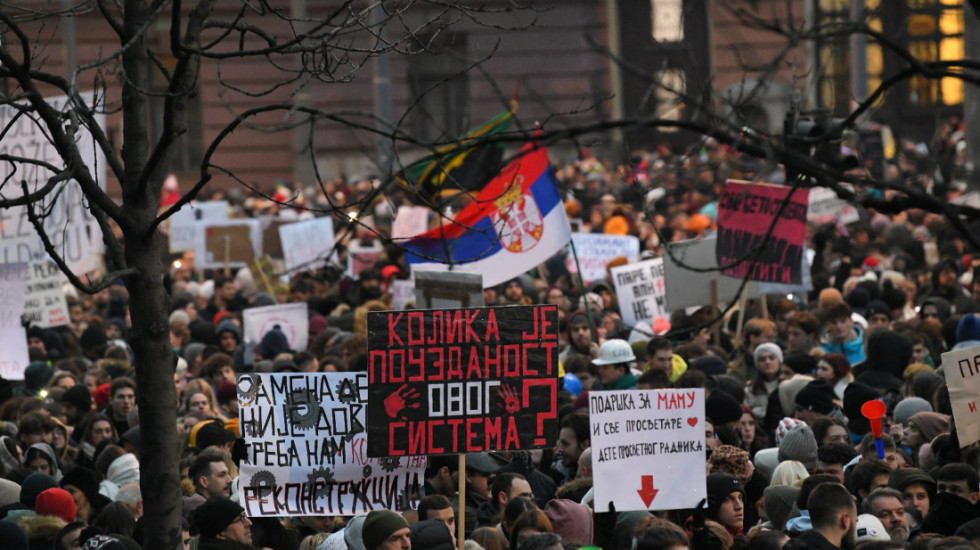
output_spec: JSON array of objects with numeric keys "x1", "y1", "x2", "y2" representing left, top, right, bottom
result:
[{"x1": 820, "y1": 324, "x2": 865, "y2": 367}]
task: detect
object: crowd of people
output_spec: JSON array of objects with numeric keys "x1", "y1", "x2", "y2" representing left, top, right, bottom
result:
[{"x1": 0, "y1": 120, "x2": 979, "y2": 550}]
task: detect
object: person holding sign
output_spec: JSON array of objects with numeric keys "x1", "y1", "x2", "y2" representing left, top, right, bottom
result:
[{"x1": 592, "y1": 340, "x2": 638, "y2": 390}]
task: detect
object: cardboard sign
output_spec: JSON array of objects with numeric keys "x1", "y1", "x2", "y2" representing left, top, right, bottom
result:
[
  {"x1": 663, "y1": 237, "x2": 755, "y2": 311},
  {"x1": 0, "y1": 93, "x2": 106, "y2": 274},
  {"x1": 243, "y1": 302, "x2": 309, "y2": 355},
  {"x1": 716, "y1": 180, "x2": 809, "y2": 284},
  {"x1": 278, "y1": 217, "x2": 337, "y2": 273},
  {"x1": 414, "y1": 271, "x2": 484, "y2": 310},
  {"x1": 23, "y1": 261, "x2": 69, "y2": 328},
  {"x1": 391, "y1": 206, "x2": 431, "y2": 240},
  {"x1": 195, "y1": 219, "x2": 261, "y2": 269},
  {"x1": 566, "y1": 234, "x2": 640, "y2": 283},
  {"x1": 348, "y1": 239, "x2": 383, "y2": 280},
  {"x1": 590, "y1": 388, "x2": 706, "y2": 512},
  {"x1": 0, "y1": 263, "x2": 29, "y2": 380},
  {"x1": 611, "y1": 258, "x2": 668, "y2": 329},
  {"x1": 238, "y1": 372, "x2": 426, "y2": 516},
  {"x1": 366, "y1": 305, "x2": 561, "y2": 457},
  {"x1": 260, "y1": 218, "x2": 290, "y2": 260},
  {"x1": 807, "y1": 186, "x2": 859, "y2": 225},
  {"x1": 942, "y1": 346, "x2": 980, "y2": 447},
  {"x1": 168, "y1": 201, "x2": 228, "y2": 253}
]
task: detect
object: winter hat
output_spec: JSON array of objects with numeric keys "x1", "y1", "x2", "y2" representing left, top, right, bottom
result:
[
  {"x1": 893, "y1": 397, "x2": 933, "y2": 426},
  {"x1": 0, "y1": 478, "x2": 20, "y2": 508},
  {"x1": 344, "y1": 514, "x2": 369, "y2": 550},
  {"x1": 190, "y1": 420, "x2": 236, "y2": 451},
  {"x1": 256, "y1": 328, "x2": 291, "y2": 359},
  {"x1": 192, "y1": 496, "x2": 246, "y2": 539},
  {"x1": 855, "y1": 514, "x2": 890, "y2": 542},
  {"x1": 908, "y1": 412, "x2": 950, "y2": 443},
  {"x1": 880, "y1": 281, "x2": 906, "y2": 310},
  {"x1": 35, "y1": 487, "x2": 77, "y2": 523},
  {"x1": 690, "y1": 355, "x2": 727, "y2": 376},
  {"x1": 215, "y1": 381, "x2": 238, "y2": 406},
  {"x1": 409, "y1": 520, "x2": 453, "y2": 550},
  {"x1": 79, "y1": 326, "x2": 108, "y2": 353},
  {"x1": 20, "y1": 472, "x2": 58, "y2": 508},
  {"x1": 911, "y1": 371, "x2": 945, "y2": 401},
  {"x1": 778, "y1": 424, "x2": 819, "y2": 470},
  {"x1": 763, "y1": 485, "x2": 799, "y2": 530},
  {"x1": 957, "y1": 313, "x2": 980, "y2": 343},
  {"x1": 250, "y1": 292, "x2": 276, "y2": 308},
  {"x1": 61, "y1": 467, "x2": 101, "y2": 508},
  {"x1": 843, "y1": 382, "x2": 881, "y2": 435},
  {"x1": 794, "y1": 380, "x2": 837, "y2": 415},
  {"x1": 709, "y1": 445, "x2": 752, "y2": 486},
  {"x1": 318, "y1": 530, "x2": 348, "y2": 550},
  {"x1": 706, "y1": 473, "x2": 744, "y2": 520},
  {"x1": 705, "y1": 391, "x2": 743, "y2": 425},
  {"x1": 864, "y1": 330, "x2": 913, "y2": 380},
  {"x1": 23, "y1": 361, "x2": 54, "y2": 393},
  {"x1": 309, "y1": 315, "x2": 329, "y2": 336},
  {"x1": 775, "y1": 418, "x2": 806, "y2": 445},
  {"x1": 169, "y1": 310, "x2": 191, "y2": 326},
  {"x1": 783, "y1": 354, "x2": 817, "y2": 376},
  {"x1": 753, "y1": 343, "x2": 784, "y2": 366},
  {"x1": 846, "y1": 287, "x2": 871, "y2": 314},
  {"x1": 544, "y1": 499, "x2": 593, "y2": 545},
  {"x1": 81, "y1": 535, "x2": 127, "y2": 550},
  {"x1": 713, "y1": 375, "x2": 746, "y2": 404},
  {"x1": 888, "y1": 467, "x2": 935, "y2": 494},
  {"x1": 61, "y1": 385, "x2": 93, "y2": 412},
  {"x1": 0, "y1": 519, "x2": 28, "y2": 550},
  {"x1": 94, "y1": 383, "x2": 111, "y2": 409},
  {"x1": 753, "y1": 448, "x2": 780, "y2": 480},
  {"x1": 921, "y1": 492, "x2": 980, "y2": 536},
  {"x1": 362, "y1": 510, "x2": 409, "y2": 550}
]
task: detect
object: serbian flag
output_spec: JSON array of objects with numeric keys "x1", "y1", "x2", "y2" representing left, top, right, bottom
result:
[{"x1": 403, "y1": 143, "x2": 571, "y2": 288}]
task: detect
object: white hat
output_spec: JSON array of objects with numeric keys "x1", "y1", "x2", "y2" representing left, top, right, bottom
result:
[
  {"x1": 592, "y1": 339, "x2": 635, "y2": 365},
  {"x1": 855, "y1": 514, "x2": 890, "y2": 542}
]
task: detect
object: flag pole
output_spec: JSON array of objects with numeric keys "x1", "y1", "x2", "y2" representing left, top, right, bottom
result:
[
  {"x1": 457, "y1": 454, "x2": 466, "y2": 550},
  {"x1": 569, "y1": 239, "x2": 598, "y2": 344}
]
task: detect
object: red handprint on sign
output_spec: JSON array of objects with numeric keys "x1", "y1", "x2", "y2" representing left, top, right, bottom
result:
[
  {"x1": 384, "y1": 384, "x2": 421, "y2": 419},
  {"x1": 498, "y1": 384, "x2": 521, "y2": 414}
]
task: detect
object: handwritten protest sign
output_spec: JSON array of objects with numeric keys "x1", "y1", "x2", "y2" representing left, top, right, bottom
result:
[
  {"x1": 0, "y1": 263, "x2": 29, "y2": 379},
  {"x1": 414, "y1": 271, "x2": 484, "y2": 309},
  {"x1": 716, "y1": 180, "x2": 809, "y2": 284},
  {"x1": 566, "y1": 234, "x2": 639, "y2": 283},
  {"x1": 590, "y1": 388, "x2": 706, "y2": 512},
  {"x1": 168, "y1": 201, "x2": 228, "y2": 253},
  {"x1": 0, "y1": 93, "x2": 106, "y2": 275},
  {"x1": 238, "y1": 372, "x2": 426, "y2": 516},
  {"x1": 279, "y1": 217, "x2": 337, "y2": 272},
  {"x1": 244, "y1": 302, "x2": 309, "y2": 356},
  {"x1": 348, "y1": 239, "x2": 384, "y2": 280},
  {"x1": 23, "y1": 261, "x2": 69, "y2": 328},
  {"x1": 366, "y1": 305, "x2": 560, "y2": 457},
  {"x1": 391, "y1": 206, "x2": 431, "y2": 240},
  {"x1": 663, "y1": 237, "x2": 754, "y2": 311},
  {"x1": 390, "y1": 279, "x2": 415, "y2": 311},
  {"x1": 807, "y1": 186, "x2": 859, "y2": 225},
  {"x1": 611, "y1": 258, "x2": 668, "y2": 329},
  {"x1": 942, "y1": 345, "x2": 980, "y2": 447}
]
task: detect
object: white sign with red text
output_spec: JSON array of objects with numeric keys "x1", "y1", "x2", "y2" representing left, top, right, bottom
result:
[{"x1": 942, "y1": 345, "x2": 980, "y2": 447}]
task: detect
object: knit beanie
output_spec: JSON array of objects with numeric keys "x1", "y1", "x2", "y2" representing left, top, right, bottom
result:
[
  {"x1": 778, "y1": 424, "x2": 819, "y2": 470},
  {"x1": 61, "y1": 467, "x2": 101, "y2": 507},
  {"x1": 908, "y1": 412, "x2": 950, "y2": 443},
  {"x1": 921, "y1": 493, "x2": 980, "y2": 536},
  {"x1": 794, "y1": 380, "x2": 837, "y2": 415},
  {"x1": 893, "y1": 397, "x2": 933, "y2": 426},
  {"x1": 706, "y1": 473, "x2": 744, "y2": 521},
  {"x1": 690, "y1": 355, "x2": 727, "y2": 376},
  {"x1": 35, "y1": 487, "x2": 77, "y2": 523},
  {"x1": 957, "y1": 313, "x2": 980, "y2": 344},
  {"x1": 705, "y1": 391, "x2": 743, "y2": 425},
  {"x1": 753, "y1": 343, "x2": 783, "y2": 366},
  {"x1": 23, "y1": 361, "x2": 54, "y2": 393},
  {"x1": 0, "y1": 519, "x2": 27, "y2": 550},
  {"x1": 81, "y1": 535, "x2": 127, "y2": 550},
  {"x1": 61, "y1": 385, "x2": 93, "y2": 412},
  {"x1": 783, "y1": 354, "x2": 817, "y2": 376},
  {"x1": 20, "y1": 473, "x2": 58, "y2": 509},
  {"x1": 763, "y1": 485, "x2": 799, "y2": 530},
  {"x1": 94, "y1": 383, "x2": 111, "y2": 409},
  {"x1": 888, "y1": 467, "x2": 935, "y2": 493},
  {"x1": 362, "y1": 510, "x2": 409, "y2": 550},
  {"x1": 903, "y1": 363, "x2": 933, "y2": 384},
  {"x1": 409, "y1": 520, "x2": 454, "y2": 550},
  {"x1": 0, "y1": 478, "x2": 20, "y2": 508},
  {"x1": 191, "y1": 496, "x2": 245, "y2": 539},
  {"x1": 864, "y1": 330, "x2": 913, "y2": 380},
  {"x1": 344, "y1": 514, "x2": 369, "y2": 550},
  {"x1": 774, "y1": 418, "x2": 806, "y2": 445},
  {"x1": 709, "y1": 445, "x2": 752, "y2": 486},
  {"x1": 865, "y1": 300, "x2": 892, "y2": 321},
  {"x1": 544, "y1": 499, "x2": 593, "y2": 545},
  {"x1": 911, "y1": 372, "x2": 945, "y2": 401}
]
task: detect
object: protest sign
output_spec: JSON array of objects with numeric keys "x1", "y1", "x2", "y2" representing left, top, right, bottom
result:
[
  {"x1": 611, "y1": 258, "x2": 668, "y2": 329},
  {"x1": 663, "y1": 237, "x2": 757, "y2": 311},
  {"x1": 566, "y1": 234, "x2": 640, "y2": 283},
  {"x1": 23, "y1": 261, "x2": 69, "y2": 328},
  {"x1": 194, "y1": 219, "x2": 262, "y2": 269},
  {"x1": 807, "y1": 186, "x2": 859, "y2": 225},
  {"x1": 0, "y1": 93, "x2": 106, "y2": 274},
  {"x1": 941, "y1": 345, "x2": 980, "y2": 447},
  {"x1": 244, "y1": 302, "x2": 309, "y2": 355},
  {"x1": 391, "y1": 206, "x2": 431, "y2": 240},
  {"x1": 589, "y1": 388, "x2": 706, "y2": 512},
  {"x1": 260, "y1": 218, "x2": 290, "y2": 260},
  {"x1": 366, "y1": 304, "x2": 561, "y2": 457},
  {"x1": 716, "y1": 180, "x2": 809, "y2": 284},
  {"x1": 238, "y1": 372, "x2": 426, "y2": 516},
  {"x1": 168, "y1": 201, "x2": 228, "y2": 253},
  {"x1": 348, "y1": 239, "x2": 384, "y2": 280},
  {"x1": 0, "y1": 263, "x2": 29, "y2": 379},
  {"x1": 390, "y1": 279, "x2": 415, "y2": 310},
  {"x1": 414, "y1": 271, "x2": 484, "y2": 309},
  {"x1": 278, "y1": 217, "x2": 337, "y2": 273}
]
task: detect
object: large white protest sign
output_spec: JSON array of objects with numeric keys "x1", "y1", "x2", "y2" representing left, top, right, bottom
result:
[
  {"x1": 590, "y1": 388, "x2": 706, "y2": 512},
  {"x1": 567, "y1": 234, "x2": 640, "y2": 283},
  {"x1": 0, "y1": 263, "x2": 29, "y2": 380},
  {"x1": 807, "y1": 186, "x2": 859, "y2": 225},
  {"x1": 238, "y1": 372, "x2": 426, "y2": 516},
  {"x1": 391, "y1": 206, "x2": 430, "y2": 240},
  {"x1": 279, "y1": 217, "x2": 337, "y2": 272},
  {"x1": 942, "y1": 345, "x2": 980, "y2": 447},
  {"x1": 611, "y1": 258, "x2": 668, "y2": 328},
  {"x1": 244, "y1": 302, "x2": 309, "y2": 354},
  {"x1": 168, "y1": 201, "x2": 229, "y2": 253},
  {"x1": 663, "y1": 237, "x2": 755, "y2": 311},
  {"x1": 23, "y1": 261, "x2": 69, "y2": 328},
  {"x1": 0, "y1": 93, "x2": 107, "y2": 274}
]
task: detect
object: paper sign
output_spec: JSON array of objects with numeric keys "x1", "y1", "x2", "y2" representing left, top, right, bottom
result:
[
  {"x1": 611, "y1": 258, "x2": 668, "y2": 329},
  {"x1": 238, "y1": 372, "x2": 426, "y2": 516},
  {"x1": 566, "y1": 234, "x2": 640, "y2": 283},
  {"x1": 663, "y1": 237, "x2": 756, "y2": 311},
  {"x1": 278, "y1": 217, "x2": 337, "y2": 273},
  {"x1": 391, "y1": 206, "x2": 431, "y2": 240},
  {"x1": 168, "y1": 201, "x2": 228, "y2": 253},
  {"x1": 590, "y1": 388, "x2": 706, "y2": 512},
  {"x1": 390, "y1": 279, "x2": 415, "y2": 310},
  {"x1": 807, "y1": 186, "x2": 859, "y2": 225},
  {"x1": 348, "y1": 240, "x2": 383, "y2": 280},
  {"x1": 942, "y1": 346, "x2": 980, "y2": 447},
  {"x1": 414, "y1": 271, "x2": 484, "y2": 309},
  {"x1": 23, "y1": 261, "x2": 69, "y2": 328},
  {"x1": 366, "y1": 305, "x2": 561, "y2": 457},
  {"x1": 244, "y1": 302, "x2": 309, "y2": 356},
  {"x1": 716, "y1": 180, "x2": 809, "y2": 284},
  {"x1": 0, "y1": 263, "x2": 29, "y2": 380}
]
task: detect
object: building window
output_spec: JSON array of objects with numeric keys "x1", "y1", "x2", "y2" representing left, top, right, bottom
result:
[
  {"x1": 651, "y1": 0, "x2": 684, "y2": 42},
  {"x1": 814, "y1": 0, "x2": 884, "y2": 115},
  {"x1": 407, "y1": 33, "x2": 470, "y2": 143},
  {"x1": 907, "y1": 0, "x2": 964, "y2": 105}
]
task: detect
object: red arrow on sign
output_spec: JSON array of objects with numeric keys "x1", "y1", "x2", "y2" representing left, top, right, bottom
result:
[{"x1": 637, "y1": 475, "x2": 659, "y2": 507}]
